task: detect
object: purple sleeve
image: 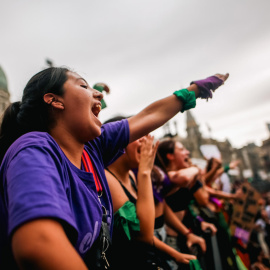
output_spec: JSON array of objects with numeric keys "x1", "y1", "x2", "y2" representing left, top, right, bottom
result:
[
  {"x1": 6, "y1": 146, "x2": 77, "y2": 236},
  {"x1": 98, "y1": 119, "x2": 130, "y2": 167}
]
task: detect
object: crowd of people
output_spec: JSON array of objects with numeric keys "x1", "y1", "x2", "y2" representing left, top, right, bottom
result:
[{"x1": 0, "y1": 67, "x2": 269, "y2": 269}]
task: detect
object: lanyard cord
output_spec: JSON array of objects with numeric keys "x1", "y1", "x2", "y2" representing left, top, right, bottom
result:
[
  {"x1": 82, "y1": 149, "x2": 103, "y2": 193},
  {"x1": 82, "y1": 150, "x2": 108, "y2": 223},
  {"x1": 82, "y1": 152, "x2": 111, "y2": 269}
]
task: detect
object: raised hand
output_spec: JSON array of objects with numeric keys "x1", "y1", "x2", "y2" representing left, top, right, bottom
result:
[
  {"x1": 215, "y1": 73, "x2": 230, "y2": 83},
  {"x1": 190, "y1": 73, "x2": 229, "y2": 99},
  {"x1": 229, "y1": 159, "x2": 240, "y2": 169},
  {"x1": 138, "y1": 135, "x2": 159, "y2": 174}
]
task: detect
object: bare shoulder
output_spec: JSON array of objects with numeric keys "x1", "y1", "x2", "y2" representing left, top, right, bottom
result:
[{"x1": 105, "y1": 169, "x2": 129, "y2": 212}]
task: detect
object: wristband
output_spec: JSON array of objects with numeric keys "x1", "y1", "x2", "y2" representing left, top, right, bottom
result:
[
  {"x1": 224, "y1": 164, "x2": 230, "y2": 173},
  {"x1": 190, "y1": 75, "x2": 223, "y2": 100},
  {"x1": 185, "y1": 228, "x2": 192, "y2": 237},
  {"x1": 173, "y1": 89, "x2": 196, "y2": 113},
  {"x1": 196, "y1": 216, "x2": 204, "y2": 223}
]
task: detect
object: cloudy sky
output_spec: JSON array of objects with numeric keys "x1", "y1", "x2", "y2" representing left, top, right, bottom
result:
[{"x1": 1, "y1": 0, "x2": 270, "y2": 148}]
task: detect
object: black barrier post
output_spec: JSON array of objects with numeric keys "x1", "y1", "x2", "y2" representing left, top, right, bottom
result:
[
  {"x1": 210, "y1": 233, "x2": 223, "y2": 270},
  {"x1": 200, "y1": 228, "x2": 224, "y2": 270}
]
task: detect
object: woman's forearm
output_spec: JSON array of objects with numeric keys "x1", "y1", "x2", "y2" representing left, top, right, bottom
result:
[
  {"x1": 136, "y1": 171, "x2": 155, "y2": 243},
  {"x1": 204, "y1": 165, "x2": 220, "y2": 185},
  {"x1": 168, "y1": 167, "x2": 199, "y2": 187},
  {"x1": 153, "y1": 236, "x2": 196, "y2": 264},
  {"x1": 128, "y1": 73, "x2": 229, "y2": 143},
  {"x1": 164, "y1": 203, "x2": 189, "y2": 236},
  {"x1": 12, "y1": 219, "x2": 88, "y2": 270},
  {"x1": 205, "y1": 185, "x2": 235, "y2": 200},
  {"x1": 128, "y1": 84, "x2": 199, "y2": 142}
]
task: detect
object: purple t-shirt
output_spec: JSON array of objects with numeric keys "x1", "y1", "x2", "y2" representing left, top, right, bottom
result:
[{"x1": 0, "y1": 119, "x2": 129, "y2": 268}]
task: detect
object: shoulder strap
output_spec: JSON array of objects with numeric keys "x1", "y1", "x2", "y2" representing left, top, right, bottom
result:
[
  {"x1": 106, "y1": 168, "x2": 137, "y2": 204},
  {"x1": 129, "y1": 174, "x2": 138, "y2": 193}
]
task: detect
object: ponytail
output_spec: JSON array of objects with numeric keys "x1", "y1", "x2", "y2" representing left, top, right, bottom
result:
[
  {"x1": 0, "y1": 67, "x2": 69, "y2": 164},
  {"x1": 0, "y1": 102, "x2": 24, "y2": 162}
]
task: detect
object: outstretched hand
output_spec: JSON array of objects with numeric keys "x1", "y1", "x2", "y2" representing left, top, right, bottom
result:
[
  {"x1": 93, "y1": 82, "x2": 110, "y2": 94},
  {"x1": 215, "y1": 73, "x2": 229, "y2": 84},
  {"x1": 229, "y1": 159, "x2": 240, "y2": 169},
  {"x1": 190, "y1": 72, "x2": 230, "y2": 99}
]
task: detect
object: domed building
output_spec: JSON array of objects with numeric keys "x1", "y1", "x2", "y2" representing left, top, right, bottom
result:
[{"x1": 0, "y1": 65, "x2": 10, "y2": 117}]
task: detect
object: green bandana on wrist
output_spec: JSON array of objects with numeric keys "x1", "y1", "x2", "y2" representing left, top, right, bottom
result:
[
  {"x1": 224, "y1": 164, "x2": 230, "y2": 173},
  {"x1": 173, "y1": 89, "x2": 196, "y2": 113}
]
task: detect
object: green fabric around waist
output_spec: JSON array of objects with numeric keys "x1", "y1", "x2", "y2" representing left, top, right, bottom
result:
[{"x1": 114, "y1": 201, "x2": 140, "y2": 240}]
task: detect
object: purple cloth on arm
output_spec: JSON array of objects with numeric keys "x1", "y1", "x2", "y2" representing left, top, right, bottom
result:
[
  {"x1": 0, "y1": 119, "x2": 129, "y2": 268},
  {"x1": 190, "y1": 75, "x2": 223, "y2": 99},
  {"x1": 151, "y1": 166, "x2": 172, "y2": 202}
]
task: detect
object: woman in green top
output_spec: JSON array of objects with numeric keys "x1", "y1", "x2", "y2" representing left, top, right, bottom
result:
[{"x1": 105, "y1": 134, "x2": 197, "y2": 269}]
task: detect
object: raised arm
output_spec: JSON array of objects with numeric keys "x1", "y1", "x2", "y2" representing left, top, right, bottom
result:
[
  {"x1": 205, "y1": 185, "x2": 238, "y2": 200},
  {"x1": 105, "y1": 135, "x2": 158, "y2": 244},
  {"x1": 135, "y1": 135, "x2": 158, "y2": 243},
  {"x1": 203, "y1": 158, "x2": 222, "y2": 186},
  {"x1": 168, "y1": 166, "x2": 199, "y2": 188},
  {"x1": 128, "y1": 73, "x2": 229, "y2": 142}
]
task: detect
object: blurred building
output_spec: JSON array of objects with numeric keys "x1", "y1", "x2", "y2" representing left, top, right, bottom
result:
[
  {"x1": 181, "y1": 111, "x2": 234, "y2": 165},
  {"x1": 261, "y1": 125, "x2": 270, "y2": 174},
  {"x1": 0, "y1": 65, "x2": 10, "y2": 116},
  {"x1": 235, "y1": 143, "x2": 264, "y2": 180}
]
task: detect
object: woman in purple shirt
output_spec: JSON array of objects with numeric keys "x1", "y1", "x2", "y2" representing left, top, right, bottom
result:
[{"x1": 0, "y1": 67, "x2": 228, "y2": 269}]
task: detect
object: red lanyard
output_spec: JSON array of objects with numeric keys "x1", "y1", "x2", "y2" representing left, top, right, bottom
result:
[{"x1": 81, "y1": 149, "x2": 102, "y2": 193}]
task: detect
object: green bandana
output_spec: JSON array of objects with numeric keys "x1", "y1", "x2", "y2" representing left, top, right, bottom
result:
[
  {"x1": 93, "y1": 84, "x2": 107, "y2": 109},
  {"x1": 189, "y1": 259, "x2": 203, "y2": 270},
  {"x1": 173, "y1": 89, "x2": 196, "y2": 113},
  {"x1": 114, "y1": 201, "x2": 140, "y2": 240}
]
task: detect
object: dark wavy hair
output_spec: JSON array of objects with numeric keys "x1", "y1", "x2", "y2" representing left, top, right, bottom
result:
[
  {"x1": 154, "y1": 139, "x2": 176, "y2": 171},
  {"x1": 0, "y1": 67, "x2": 70, "y2": 163}
]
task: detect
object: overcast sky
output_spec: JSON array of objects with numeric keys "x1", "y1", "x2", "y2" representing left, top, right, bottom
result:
[{"x1": 1, "y1": 0, "x2": 270, "y2": 148}]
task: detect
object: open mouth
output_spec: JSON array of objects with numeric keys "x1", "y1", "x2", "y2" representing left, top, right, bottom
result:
[{"x1": 92, "y1": 103, "x2": 101, "y2": 117}]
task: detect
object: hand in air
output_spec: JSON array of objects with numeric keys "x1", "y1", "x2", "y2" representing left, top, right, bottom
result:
[
  {"x1": 214, "y1": 73, "x2": 229, "y2": 83},
  {"x1": 229, "y1": 160, "x2": 240, "y2": 169},
  {"x1": 93, "y1": 82, "x2": 110, "y2": 94},
  {"x1": 191, "y1": 73, "x2": 229, "y2": 99},
  {"x1": 138, "y1": 135, "x2": 159, "y2": 174}
]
